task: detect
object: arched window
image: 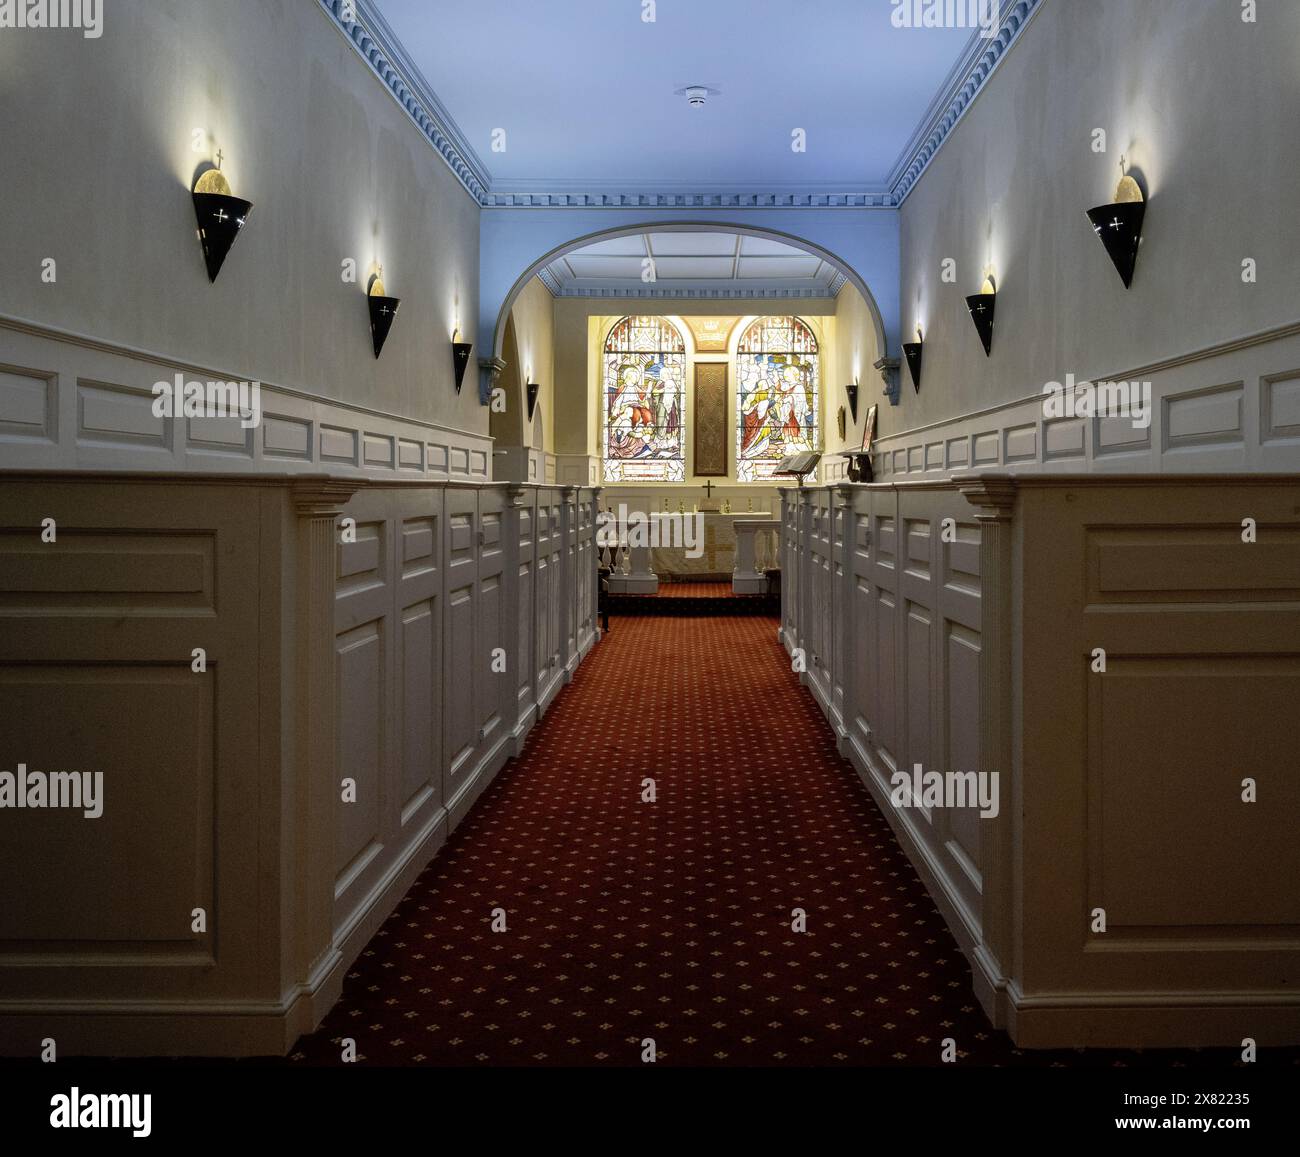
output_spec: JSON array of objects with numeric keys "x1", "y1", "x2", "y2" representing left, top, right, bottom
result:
[
  {"x1": 602, "y1": 316, "x2": 686, "y2": 483},
  {"x1": 736, "y1": 316, "x2": 819, "y2": 482}
]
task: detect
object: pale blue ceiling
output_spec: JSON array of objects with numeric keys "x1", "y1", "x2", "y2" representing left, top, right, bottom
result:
[{"x1": 371, "y1": 0, "x2": 978, "y2": 193}]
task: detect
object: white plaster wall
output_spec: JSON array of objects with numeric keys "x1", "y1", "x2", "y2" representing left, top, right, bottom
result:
[
  {"x1": 507, "y1": 278, "x2": 555, "y2": 452},
  {"x1": 831, "y1": 283, "x2": 883, "y2": 455},
  {"x1": 0, "y1": 0, "x2": 483, "y2": 435},
  {"x1": 894, "y1": 0, "x2": 1300, "y2": 436}
]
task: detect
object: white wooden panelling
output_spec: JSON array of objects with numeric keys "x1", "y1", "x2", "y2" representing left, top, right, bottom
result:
[
  {"x1": 0, "y1": 320, "x2": 493, "y2": 480},
  {"x1": 1262, "y1": 371, "x2": 1300, "y2": 439},
  {"x1": 0, "y1": 475, "x2": 599, "y2": 1057},
  {"x1": 0, "y1": 364, "x2": 56, "y2": 444},
  {"x1": 332, "y1": 488, "x2": 449, "y2": 944},
  {"x1": 0, "y1": 479, "x2": 273, "y2": 1053},
  {"x1": 815, "y1": 485, "x2": 987, "y2": 944},
  {"x1": 873, "y1": 322, "x2": 1300, "y2": 479},
  {"x1": 783, "y1": 474, "x2": 1300, "y2": 1049}
]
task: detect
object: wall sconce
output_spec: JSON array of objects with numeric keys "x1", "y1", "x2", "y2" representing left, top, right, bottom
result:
[
  {"x1": 527, "y1": 381, "x2": 540, "y2": 421},
  {"x1": 845, "y1": 380, "x2": 859, "y2": 423},
  {"x1": 965, "y1": 274, "x2": 996, "y2": 356},
  {"x1": 452, "y1": 333, "x2": 473, "y2": 393},
  {"x1": 1087, "y1": 159, "x2": 1146, "y2": 288},
  {"x1": 367, "y1": 270, "x2": 400, "y2": 359},
  {"x1": 191, "y1": 157, "x2": 252, "y2": 282},
  {"x1": 902, "y1": 327, "x2": 923, "y2": 393}
]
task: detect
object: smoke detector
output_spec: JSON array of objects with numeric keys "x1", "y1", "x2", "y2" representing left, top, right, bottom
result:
[{"x1": 675, "y1": 84, "x2": 719, "y2": 109}]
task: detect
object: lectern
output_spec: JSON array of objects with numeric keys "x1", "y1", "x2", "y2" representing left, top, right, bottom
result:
[{"x1": 773, "y1": 451, "x2": 822, "y2": 486}]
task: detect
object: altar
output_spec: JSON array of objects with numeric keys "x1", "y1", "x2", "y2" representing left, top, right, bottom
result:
[{"x1": 649, "y1": 511, "x2": 771, "y2": 579}]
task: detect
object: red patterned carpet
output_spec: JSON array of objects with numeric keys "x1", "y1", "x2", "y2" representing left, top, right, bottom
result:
[
  {"x1": 288, "y1": 615, "x2": 1293, "y2": 1069},
  {"x1": 649, "y1": 580, "x2": 735, "y2": 597}
]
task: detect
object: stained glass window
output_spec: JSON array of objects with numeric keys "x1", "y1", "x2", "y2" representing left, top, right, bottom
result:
[
  {"x1": 602, "y1": 316, "x2": 686, "y2": 483},
  {"x1": 736, "y1": 316, "x2": 819, "y2": 483}
]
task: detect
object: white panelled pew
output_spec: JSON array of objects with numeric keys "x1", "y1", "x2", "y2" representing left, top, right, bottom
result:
[
  {"x1": 0, "y1": 475, "x2": 599, "y2": 1057},
  {"x1": 780, "y1": 474, "x2": 1300, "y2": 1048}
]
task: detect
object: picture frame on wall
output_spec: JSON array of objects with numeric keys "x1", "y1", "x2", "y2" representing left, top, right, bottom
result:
[
  {"x1": 861, "y1": 403, "x2": 878, "y2": 454},
  {"x1": 837, "y1": 405, "x2": 846, "y2": 441}
]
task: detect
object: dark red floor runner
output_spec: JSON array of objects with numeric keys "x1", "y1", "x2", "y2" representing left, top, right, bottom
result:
[
  {"x1": 647, "y1": 581, "x2": 737, "y2": 597},
  {"x1": 289, "y1": 615, "x2": 1295, "y2": 1068}
]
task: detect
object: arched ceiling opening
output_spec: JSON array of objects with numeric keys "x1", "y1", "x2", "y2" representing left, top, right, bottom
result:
[
  {"x1": 538, "y1": 230, "x2": 849, "y2": 299},
  {"x1": 487, "y1": 218, "x2": 893, "y2": 392}
]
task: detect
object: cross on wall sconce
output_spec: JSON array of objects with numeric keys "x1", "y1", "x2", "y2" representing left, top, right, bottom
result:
[
  {"x1": 526, "y1": 381, "x2": 540, "y2": 422},
  {"x1": 845, "y1": 380, "x2": 859, "y2": 423},
  {"x1": 965, "y1": 275, "x2": 996, "y2": 356},
  {"x1": 902, "y1": 327, "x2": 923, "y2": 392},
  {"x1": 368, "y1": 269, "x2": 401, "y2": 358},
  {"x1": 452, "y1": 336, "x2": 474, "y2": 393},
  {"x1": 191, "y1": 151, "x2": 253, "y2": 282},
  {"x1": 1087, "y1": 159, "x2": 1146, "y2": 288}
]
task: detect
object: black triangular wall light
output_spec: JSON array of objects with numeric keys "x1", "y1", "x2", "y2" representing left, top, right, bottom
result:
[
  {"x1": 965, "y1": 275, "x2": 996, "y2": 357},
  {"x1": 527, "y1": 381, "x2": 540, "y2": 422},
  {"x1": 1086, "y1": 161, "x2": 1146, "y2": 289},
  {"x1": 902, "y1": 327, "x2": 923, "y2": 392},
  {"x1": 452, "y1": 336, "x2": 473, "y2": 393},
  {"x1": 845, "y1": 381, "x2": 859, "y2": 423},
  {"x1": 367, "y1": 271, "x2": 401, "y2": 359},
  {"x1": 191, "y1": 163, "x2": 253, "y2": 283}
]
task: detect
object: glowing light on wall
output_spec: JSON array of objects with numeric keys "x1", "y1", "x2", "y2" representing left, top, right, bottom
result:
[
  {"x1": 452, "y1": 329, "x2": 473, "y2": 393},
  {"x1": 902, "y1": 326, "x2": 923, "y2": 392},
  {"x1": 1087, "y1": 158, "x2": 1146, "y2": 289},
  {"x1": 965, "y1": 274, "x2": 996, "y2": 357},
  {"x1": 191, "y1": 157, "x2": 252, "y2": 282},
  {"x1": 367, "y1": 269, "x2": 401, "y2": 358}
]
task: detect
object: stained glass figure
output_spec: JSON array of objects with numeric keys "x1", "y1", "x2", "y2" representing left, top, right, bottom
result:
[
  {"x1": 736, "y1": 316, "x2": 819, "y2": 483},
  {"x1": 602, "y1": 316, "x2": 687, "y2": 483}
]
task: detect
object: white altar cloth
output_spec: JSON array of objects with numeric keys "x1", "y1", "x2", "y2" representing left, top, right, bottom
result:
[{"x1": 649, "y1": 511, "x2": 772, "y2": 578}]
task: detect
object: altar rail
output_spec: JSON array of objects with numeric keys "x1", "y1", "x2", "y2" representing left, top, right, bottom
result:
[
  {"x1": 781, "y1": 474, "x2": 1300, "y2": 1048},
  {"x1": 0, "y1": 474, "x2": 599, "y2": 1056}
]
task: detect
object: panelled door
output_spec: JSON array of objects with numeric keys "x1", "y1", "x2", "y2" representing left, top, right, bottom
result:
[
  {"x1": 443, "y1": 489, "x2": 479, "y2": 799},
  {"x1": 475, "y1": 487, "x2": 506, "y2": 761},
  {"x1": 536, "y1": 490, "x2": 564, "y2": 708},
  {"x1": 333, "y1": 487, "x2": 443, "y2": 936},
  {"x1": 514, "y1": 491, "x2": 537, "y2": 726}
]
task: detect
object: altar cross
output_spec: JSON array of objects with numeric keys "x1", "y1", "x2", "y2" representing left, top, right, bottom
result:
[{"x1": 703, "y1": 480, "x2": 714, "y2": 499}]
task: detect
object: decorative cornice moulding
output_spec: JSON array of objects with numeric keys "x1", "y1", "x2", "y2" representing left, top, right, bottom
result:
[
  {"x1": 886, "y1": 0, "x2": 1045, "y2": 205},
  {"x1": 549, "y1": 285, "x2": 837, "y2": 300},
  {"x1": 316, "y1": 0, "x2": 491, "y2": 203},
  {"x1": 535, "y1": 266, "x2": 563, "y2": 295},
  {"x1": 482, "y1": 190, "x2": 896, "y2": 210},
  {"x1": 536, "y1": 271, "x2": 848, "y2": 300},
  {"x1": 318, "y1": 0, "x2": 1044, "y2": 212}
]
